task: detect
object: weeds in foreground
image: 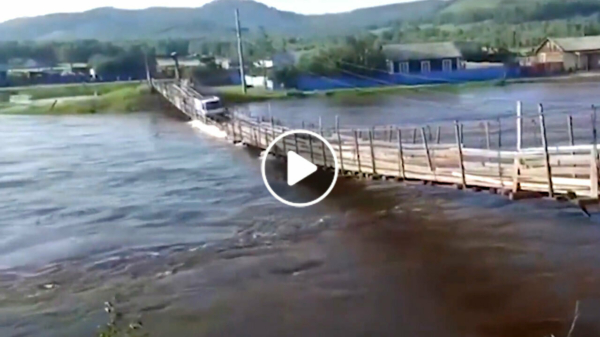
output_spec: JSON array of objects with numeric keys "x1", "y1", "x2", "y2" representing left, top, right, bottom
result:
[{"x1": 97, "y1": 301, "x2": 148, "y2": 337}]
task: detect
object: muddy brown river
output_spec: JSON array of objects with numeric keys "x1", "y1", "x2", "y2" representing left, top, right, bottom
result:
[{"x1": 2, "y1": 81, "x2": 600, "y2": 337}]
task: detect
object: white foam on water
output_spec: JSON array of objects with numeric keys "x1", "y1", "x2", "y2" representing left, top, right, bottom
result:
[
  {"x1": 259, "y1": 150, "x2": 276, "y2": 161},
  {"x1": 188, "y1": 120, "x2": 228, "y2": 139}
]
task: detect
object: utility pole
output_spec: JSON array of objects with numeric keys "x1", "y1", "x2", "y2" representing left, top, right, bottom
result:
[{"x1": 235, "y1": 8, "x2": 247, "y2": 94}]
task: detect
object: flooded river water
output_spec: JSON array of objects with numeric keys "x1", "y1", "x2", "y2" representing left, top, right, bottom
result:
[{"x1": 2, "y1": 82, "x2": 600, "y2": 337}]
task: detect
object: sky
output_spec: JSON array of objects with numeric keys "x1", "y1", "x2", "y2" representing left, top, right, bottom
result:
[{"x1": 0, "y1": 0, "x2": 412, "y2": 23}]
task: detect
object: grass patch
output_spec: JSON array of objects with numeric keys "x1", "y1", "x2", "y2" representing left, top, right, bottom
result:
[
  {"x1": 0, "y1": 84, "x2": 158, "y2": 115},
  {"x1": 215, "y1": 85, "x2": 289, "y2": 104},
  {"x1": 4, "y1": 82, "x2": 144, "y2": 100}
]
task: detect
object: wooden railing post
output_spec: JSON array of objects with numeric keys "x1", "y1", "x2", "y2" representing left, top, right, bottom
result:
[
  {"x1": 336, "y1": 116, "x2": 344, "y2": 173},
  {"x1": 421, "y1": 127, "x2": 433, "y2": 172},
  {"x1": 591, "y1": 105, "x2": 598, "y2": 197},
  {"x1": 319, "y1": 116, "x2": 327, "y2": 167},
  {"x1": 308, "y1": 134, "x2": 315, "y2": 164},
  {"x1": 354, "y1": 130, "x2": 362, "y2": 174},
  {"x1": 512, "y1": 101, "x2": 522, "y2": 193},
  {"x1": 538, "y1": 104, "x2": 554, "y2": 197},
  {"x1": 455, "y1": 121, "x2": 466, "y2": 189},
  {"x1": 485, "y1": 121, "x2": 491, "y2": 149},
  {"x1": 231, "y1": 113, "x2": 237, "y2": 142},
  {"x1": 294, "y1": 132, "x2": 299, "y2": 154},
  {"x1": 257, "y1": 117, "x2": 263, "y2": 148},
  {"x1": 369, "y1": 128, "x2": 377, "y2": 176},
  {"x1": 270, "y1": 116, "x2": 276, "y2": 154},
  {"x1": 568, "y1": 114, "x2": 575, "y2": 148},
  {"x1": 397, "y1": 128, "x2": 406, "y2": 180},
  {"x1": 497, "y1": 118, "x2": 503, "y2": 187}
]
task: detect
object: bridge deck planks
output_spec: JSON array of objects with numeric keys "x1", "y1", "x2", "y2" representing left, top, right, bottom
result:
[{"x1": 152, "y1": 79, "x2": 600, "y2": 202}]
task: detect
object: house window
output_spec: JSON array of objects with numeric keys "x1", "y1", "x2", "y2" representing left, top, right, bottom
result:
[
  {"x1": 421, "y1": 61, "x2": 431, "y2": 73},
  {"x1": 442, "y1": 59, "x2": 452, "y2": 72},
  {"x1": 400, "y1": 62, "x2": 409, "y2": 73}
]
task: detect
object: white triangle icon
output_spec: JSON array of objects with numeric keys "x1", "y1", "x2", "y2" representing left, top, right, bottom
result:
[{"x1": 287, "y1": 151, "x2": 318, "y2": 186}]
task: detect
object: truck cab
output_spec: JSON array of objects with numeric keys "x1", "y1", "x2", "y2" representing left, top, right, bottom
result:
[{"x1": 194, "y1": 96, "x2": 226, "y2": 119}]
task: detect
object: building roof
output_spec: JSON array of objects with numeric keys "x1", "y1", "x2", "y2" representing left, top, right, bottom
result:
[
  {"x1": 382, "y1": 42, "x2": 463, "y2": 62},
  {"x1": 540, "y1": 36, "x2": 600, "y2": 53},
  {"x1": 156, "y1": 57, "x2": 202, "y2": 68}
]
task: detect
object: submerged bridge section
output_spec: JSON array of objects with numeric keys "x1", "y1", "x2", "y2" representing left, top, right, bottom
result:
[{"x1": 152, "y1": 79, "x2": 600, "y2": 208}]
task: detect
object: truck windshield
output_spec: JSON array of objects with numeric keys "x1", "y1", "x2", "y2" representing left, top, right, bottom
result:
[{"x1": 204, "y1": 100, "x2": 223, "y2": 111}]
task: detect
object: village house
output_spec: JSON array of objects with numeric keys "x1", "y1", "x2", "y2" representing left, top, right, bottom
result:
[
  {"x1": 156, "y1": 56, "x2": 203, "y2": 77},
  {"x1": 533, "y1": 36, "x2": 600, "y2": 73},
  {"x1": 383, "y1": 41, "x2": 464, "y2": 74}
]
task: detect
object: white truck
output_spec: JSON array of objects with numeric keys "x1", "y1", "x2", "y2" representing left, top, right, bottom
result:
[{"x1": 194, "y1": 96, "x2": 226, "y2": 120}]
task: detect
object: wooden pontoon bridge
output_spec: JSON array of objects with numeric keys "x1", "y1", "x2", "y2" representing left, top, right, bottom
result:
[{"x1": 152, "y1": 79, "x2": 600, "y2": 210}]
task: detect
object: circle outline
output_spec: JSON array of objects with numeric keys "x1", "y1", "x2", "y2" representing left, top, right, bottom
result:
[{"x1": 261, "y1": 129, "x2": 339, "y2": 208}]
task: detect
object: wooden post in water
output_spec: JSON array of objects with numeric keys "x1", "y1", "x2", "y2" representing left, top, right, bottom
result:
[
  {"x1": 421, "y1": 127, "x2": 433, "y2": 172},
  {"x1": 336, "y1": 116, "x2": 344, "y2": 173},
  {"x1": 397, "y1": 128, "x2": 406, "y2": 180},
  {"x1": 485, "y1": 121, "x2": 491, "y2": 149},
  {"x1": 512, "y1": 101, "x2": 523, "y2": 193},
  {"x1": 354, "y1": 130, "x2": 362, "y2": 174},
  {"x1": 427, "y1": 125, "x2": 433, "y2": 142},
  {"x1": 591, "y1": 105, "x2": 598, "y2": 197},
  {"x1": 369, "y1": 129, "x2": 377, "y2": 176},
  {"x1": 436, "y1": 126, "x2": 441, "y2": 144},
  {"x1": 460, "y1": 123, "x2": 464, "y2": 145},
  {"x1": 455, "y1": 121, "x2": 466, "y2": 189},
  {"x1": 538, "y1": 104, "x2": 554, "y2": 197},
  {"x1": 412, "y1": 128, "x2": 417, "y2": 144},
  {"x1": 388, "y1": 126, "x2": 393, "y2": 142}
]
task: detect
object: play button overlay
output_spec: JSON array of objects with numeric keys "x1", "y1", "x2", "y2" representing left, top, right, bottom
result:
[
  {"x1": 261, "y1": 130, "x2": 339, "y2": 208},
  {"x1": 287, "y1": 151, "x2": 317, "y2": 186}
]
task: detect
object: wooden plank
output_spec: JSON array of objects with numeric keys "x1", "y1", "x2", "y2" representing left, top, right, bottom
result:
[
  {"x1": 538, "y1": 104, "x2": 554, "y2": 197},
  {"x1": 455, "y1": 121, "x2": 466, "y2": 188}
]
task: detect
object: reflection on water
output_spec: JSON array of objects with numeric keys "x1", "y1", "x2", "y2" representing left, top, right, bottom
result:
[{"x1": 2, "y1": 82, "x2": 600, "y2": 337}]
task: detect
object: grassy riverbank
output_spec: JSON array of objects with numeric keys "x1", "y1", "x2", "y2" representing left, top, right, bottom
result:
[
  {"x1": 0, "y1": 82, "x2": 159, "y2": 115},
  {"x1": 215, "y1": 79, "x2": 504, "y2": 104},
  {"x1": 216, "y1": 72, "x2": 600, "y2": 105}
]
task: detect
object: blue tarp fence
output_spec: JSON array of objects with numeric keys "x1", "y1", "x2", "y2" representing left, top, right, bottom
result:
[{"x1": 292, "y1": 66, "x2": 522, "y2": 91}]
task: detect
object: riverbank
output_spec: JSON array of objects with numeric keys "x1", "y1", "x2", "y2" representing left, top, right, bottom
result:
[
  {"x1": 0, "y1": 82, "x2": 160, "y2": 115},
  {"x1": 215, "y1": 72, "x2": 600, "y2": 105}
]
